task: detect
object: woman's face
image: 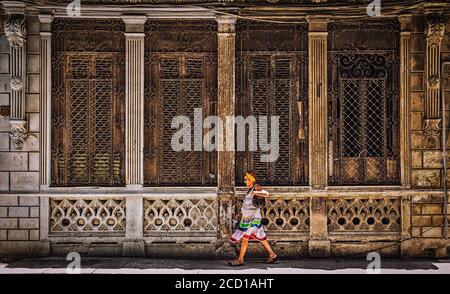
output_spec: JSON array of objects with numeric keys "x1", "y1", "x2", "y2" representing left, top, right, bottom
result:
[{"x1": 244, "y1": 176, "x2": 253, "y2": 188}]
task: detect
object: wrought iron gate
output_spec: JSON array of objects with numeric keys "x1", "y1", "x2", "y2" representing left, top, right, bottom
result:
[
  {"x1": 144, "y1": 20, "x2": 217, "y2": 186},
  {"x1": 235, "y1": 21, "x2": 308, "y2": 185},
  {"x1": 51, "y1": 19, "x2": 125, "y2": 187},
  {"x1": 328, "y1": 20, "x2": 400, "y2": 185}
]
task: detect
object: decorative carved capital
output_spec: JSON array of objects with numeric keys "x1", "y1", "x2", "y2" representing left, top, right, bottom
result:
[
  {"x1": 10, "y1": 76, "x2": 23, "y2": 91},
  {"x1": 9, "y1": 120, "x2": 27, "y2": 149},
  {"x1": 121, "y1": 15, "x2": 147, "y2": 25},
  {"x1": 426, "y1": 14, "x2": 445, "y2": 48},
  {"x1": 424, "y1": 118, "x2": 441, "y2": 148},
  {"x1": 216, "y1": 15, "x2": 237, "y2": 34},
  {"x1": 4, "y1": 14, "x2": 26, "y2": 48},
  {"x1": 398, "y1": 14, "x2": 412, "y2": 32},
  {"x1": 38, "y1": 14, "x2": 54, "y2": 25}
]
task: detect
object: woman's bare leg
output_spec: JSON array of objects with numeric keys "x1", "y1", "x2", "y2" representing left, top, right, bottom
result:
[
  {"x1": 260, "y1": 239, "x2": 276, "y2": 258},
  {"x1": 237, "y1": 238, "x2": 249, "y2": 262}
]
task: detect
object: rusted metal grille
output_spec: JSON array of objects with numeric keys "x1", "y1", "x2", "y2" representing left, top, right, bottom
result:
[
  {"x1": 144, "y1": 20, "x2": 217, "y2": 186},
  {"x1": 328, "y1": 20, "x2": 400, "y2": 185},
  {"x1": 51, "y1": 19, "x2": 125, "y2": 186},
  {"x1": 235, "y1": 20, "x2": 308, "y2": 185}
]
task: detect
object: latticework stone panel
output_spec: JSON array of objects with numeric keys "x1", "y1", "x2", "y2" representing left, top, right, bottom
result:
[
  {"x1": 235, "y1": 196, "x2": 310, "y2": 236},
  {"x1": 327, "y1": 197, "x2": 401, "y2": 232},
  {"x1": 49, "y1": 198, "x2": 126, "y2": 234},
  {"x1": 143, "y1": 198, "x2": 218, "y2": 236}
]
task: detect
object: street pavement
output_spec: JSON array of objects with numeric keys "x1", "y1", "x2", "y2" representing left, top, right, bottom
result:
[{"x1": 0, "y1": 257, "x2": 450, "y2": 274}]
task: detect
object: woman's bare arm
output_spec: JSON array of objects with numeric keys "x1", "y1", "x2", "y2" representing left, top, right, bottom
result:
[{"x1": 253, "y1": 190, "x2": 269, "y2": 197}]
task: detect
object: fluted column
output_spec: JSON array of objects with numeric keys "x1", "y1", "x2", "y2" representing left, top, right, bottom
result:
[
  {"x1": 121, "y1": 16, "x2": 146, "y2": 256},
  {"x1": 307, "y1": 17, "x2": 330, "y2": 257},
  {"x1": 308, "y1": 18, "x2": 328, "y2": 190},
  {"x1": 38, "y1": 14, "x2": 53, "y2": 190},
  {"x1": 424, "y1": 13, "x2": 445, "y2": 149},
  {"x1": 399, "y1": 15, "x2": 412, "y2": 188},
  {"x1": 216, "y1": 15, "x2": 236, "y2": 239},
  {"x1": 4, "y1": 6, "x2": 27, "y2": 149},
  {"x1": 123, "y1": 16, "x2": 146, "y2": 190}
]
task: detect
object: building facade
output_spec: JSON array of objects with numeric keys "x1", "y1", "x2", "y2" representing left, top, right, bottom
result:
[{"x1": 0, "y1": 0, "x2": 449, "y2": 258}]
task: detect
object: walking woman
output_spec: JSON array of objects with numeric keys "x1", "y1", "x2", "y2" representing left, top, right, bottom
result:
[{"x1": 228, "y1": 171, "x2": 278, "y2": 266}]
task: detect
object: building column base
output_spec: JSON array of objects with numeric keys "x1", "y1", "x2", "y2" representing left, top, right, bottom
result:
[
  {"x1": 123, "y1": 240, "x2": 145, "y2": 257},
  {"x1": 218, "y1": 192, "x2": 234, "y2": 240},
  {"x1": 308, "y1": 239, "x2": 331, "y2": 257}
]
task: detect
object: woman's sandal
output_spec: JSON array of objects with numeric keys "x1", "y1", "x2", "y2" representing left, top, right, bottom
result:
[
  {"x1": 227, "y1": 259, "x2": 244, "y2": 266},
  {"x1": 264, "y1": 255, "x2": 279, "y2": 264}
]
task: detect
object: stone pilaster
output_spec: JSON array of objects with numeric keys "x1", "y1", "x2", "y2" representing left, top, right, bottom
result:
[
  {"x1": 38, "y1": 14, "x2": 53, "y2": 190},
  {"x1": 122, "y1": 16, "x2": 146, "y2": 190},
  {"x1": 424, "y1": 13, "x2": 445, "y2": 149},
  {"x1": 307, "y1": 17, "x2": 328, "y2": 190},
  {"x1": 399, "y1": 15, "x2": 412, "y2": 188},
  {"x1": 307, "y1": 17, "x2": 330, "y2": 257},
  {"x1": 4, "y1": 4, "x2": 27, "y2": 149},
  {"x1": 216, "y1": 15, "x2": 236, "y2": 239}
]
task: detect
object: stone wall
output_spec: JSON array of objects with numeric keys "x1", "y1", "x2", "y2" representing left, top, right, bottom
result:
[
  {"x1": 0, "y1": 195, "x2": 39, "y2": 241},
  {"x1": 412, "y1": 195, "x2": 448, "y2": 239},
  {"x1": 407, "y1": 15, "x2": 450, "y2": 254},
  {"x1": 411, "y1": 15, "x2": 450, "y2": 188}
]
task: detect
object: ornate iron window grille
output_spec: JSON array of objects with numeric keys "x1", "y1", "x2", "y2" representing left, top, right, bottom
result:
[
  {"x1": 235, "y1": 20, "x2": 309, "y2": 186},
  {"x1": 51, "y1": 19, "x2": 126, "y2": 187},
  {"x1": 328, "y1": 20, "x2": 401, "y2": 185},
  {"x1": 144, "y1": 20, "x2": 217, "y2": 186}
]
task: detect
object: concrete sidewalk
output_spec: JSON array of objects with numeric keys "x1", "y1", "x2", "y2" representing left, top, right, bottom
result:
[{"x1": 0, "y1": 257, "x2": 450, "y2": 274}]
